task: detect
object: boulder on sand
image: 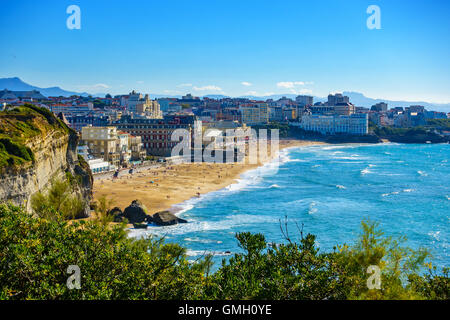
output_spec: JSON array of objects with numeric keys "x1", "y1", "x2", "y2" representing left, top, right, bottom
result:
[
  {"x1": 123, "y1": 200, "x2": 151, "y2": 224},
  {"x1": 151, "y1": 210, "x2": 187, "y2": 226},
  {"x1": 108, "y1": 206, "x2": 125, "y2": 222}
]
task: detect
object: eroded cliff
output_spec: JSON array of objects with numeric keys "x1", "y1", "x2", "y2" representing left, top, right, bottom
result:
[{"x1": 0, "y1": 104, "x2": 93, "y2": 217}]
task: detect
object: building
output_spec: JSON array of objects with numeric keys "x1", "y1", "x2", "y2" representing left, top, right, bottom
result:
[
  {"x1": 327, "y1": 93, "x2": 349, "y2": 106},
  {"x1": 298, "y1": 113, "x2": 368, "y2": 135},
  {"x1": 81, "y1": 126, "x2": 121, "y2": 167},
  {"x1": 179, "y1": 93, "x2": 202, "y2": 108},
  {"x1": 112, "y1": 115, "x2": 201, "y2": 157},
  {"x1": 87, "y1": 158, "x2": 114, "y2": 174},
  {"x1": 333, "y1": 102, "x2": 356, "y2": 116},
  {"x1": 296, "y1": 95, "x2": 313, "y2": 107},
  {"x1": 136, "y1": 94, "x2": 163, "y2": 118},
  {"x1": 124, "y1": 90, "x2": 143, "y2": 113},
  {"x1": 129, "y1": 135, "x2": 147, "y2": 161},
  {"x1": 283, "y1": 107, "x2": 298, "y2": 121},
  {"x1": 269, "y1": 106, "x2": 284, "y2": 122},
  {"x1": 308, "y1": 105, "x2": 334, "y2": 114},
  {"x1": 371, "y1": 102, "x2": 388, "y2": 112},
  {"x1": 239, "y1": 103, "x2": 269, "y2": 125}
]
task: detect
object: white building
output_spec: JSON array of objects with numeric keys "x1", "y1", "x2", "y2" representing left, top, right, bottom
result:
[
  {"x1": 298, "y1": 113, "x2": 368, "y2": 135},
  {"x1": 88, "y1": 158, "x2": 114, "y2": 174}
]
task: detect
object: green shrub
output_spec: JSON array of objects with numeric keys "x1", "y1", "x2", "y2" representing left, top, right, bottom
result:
[
  {"x1": 0, "y1": 203, "x2": 447, "y2": 300},
  {"x1": 31, "y1": 177, "x2": 85, "y2": 220}
]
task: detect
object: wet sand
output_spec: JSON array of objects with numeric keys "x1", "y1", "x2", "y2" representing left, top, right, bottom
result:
[{"x1": 93, "y1": 139, "x2": 326, "y2": 214}]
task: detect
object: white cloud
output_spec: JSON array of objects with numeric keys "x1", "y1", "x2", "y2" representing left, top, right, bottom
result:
[
  {"x1": 241, "y1": 81, "x2": 252, "y2": 86},
  {"x1": 77, "y1": 83, "x2": 110, "y2": 92},
  {"x1": 177, "y1": 83, "x2": 192, "y2": 87},
  {"x1": 136, "y1": 80, "x2": 144, "y2": 84},
  {"x1": 192, "y1": 85, "x2": 223, "y2": 92},
  {"x1": 277, "y1": 81, "x2": 308, "y2": 89},
  {"x1": 276, "y1": 81, "x2": 313, "y2": 95}
]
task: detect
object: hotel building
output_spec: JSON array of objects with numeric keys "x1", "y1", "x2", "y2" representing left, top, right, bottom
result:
[
  {"x1": 112, "y1": 115, "x2": 201, "y2": 157},
  {"x1": 298, "y1": 113, "x2": 368, "y2": 135}
]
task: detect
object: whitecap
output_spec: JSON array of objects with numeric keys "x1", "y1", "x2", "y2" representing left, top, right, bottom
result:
[
  {"x1": 417, "y1": 170, "x2": 428, "y2": 176},
  {"x1": 382, "y1": 191, "x2": 400, "y2": 197},
  {"x1": 184, "y1": 237, "x2": 223, "y2": 244},
  {"x1": 428, "y1": 231, "x2": 441, "y2": 241},
  {"x1": 186, "y1": 249, "x2": 232, "y2": 257},
  {"x1": 307, "y1": 201, "x2": 318, "y2": 214},
  {"x1": 336, "y1": 185, "x2": 346, "y2": 189}
]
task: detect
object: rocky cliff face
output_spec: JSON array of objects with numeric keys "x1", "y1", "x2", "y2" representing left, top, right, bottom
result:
[{"x1": 0, "y1": 105, "x2": 93, "y2": 217}]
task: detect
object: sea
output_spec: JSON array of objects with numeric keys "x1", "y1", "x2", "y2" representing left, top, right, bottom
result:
[{"x1": 129, "y1": 143, "x2": 449, "y2": 271}]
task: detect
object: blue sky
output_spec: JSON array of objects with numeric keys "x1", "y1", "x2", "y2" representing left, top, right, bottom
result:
[{"x1": 1, "y1": 0, "x2": 449, "y2": 102}]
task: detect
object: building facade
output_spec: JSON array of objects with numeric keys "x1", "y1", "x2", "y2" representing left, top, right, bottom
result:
[{"x1": 299, "y1": 113, "x2": 368, "y2": 135}]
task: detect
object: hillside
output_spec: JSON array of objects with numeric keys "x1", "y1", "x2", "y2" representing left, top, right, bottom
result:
[{"x1": 0, "y1": 104, "x2": 93, "y2": 217}]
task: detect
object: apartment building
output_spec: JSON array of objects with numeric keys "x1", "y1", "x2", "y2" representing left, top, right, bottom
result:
[
  {"x1": 239, "y1": 103, "x2": 269, "y2": 125},
  {"x1": 298, "y1": 113, "x2": 368, "y2": 135},
  {"x1": 295, "y1": 95, "x2": 313, "y2": 107},
  {"x1": 81, "y1": 126, "x2": 121, "y2": 167}
]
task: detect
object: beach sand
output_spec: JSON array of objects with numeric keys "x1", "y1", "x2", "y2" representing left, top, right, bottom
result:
[{"x1": 93, "y1": 139, "x2": 326, "y2": 214}]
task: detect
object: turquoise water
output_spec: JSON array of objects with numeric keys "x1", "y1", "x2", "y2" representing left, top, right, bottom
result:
[{"x1": 130, "y1": 143, "x2": 449, "y2": 270}]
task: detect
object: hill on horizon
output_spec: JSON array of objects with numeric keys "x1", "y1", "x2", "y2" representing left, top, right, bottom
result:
[{"x1": 0, "y1": 77, "x2": 89, "y2": 97}]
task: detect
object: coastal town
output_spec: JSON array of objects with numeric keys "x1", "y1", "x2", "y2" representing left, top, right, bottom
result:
[
  {"x1": 1, "y1": 88, "x2": 449, "y2": 175},
  {"x1": 1, "y1": 0, "x2": 449, "y2": 303}
]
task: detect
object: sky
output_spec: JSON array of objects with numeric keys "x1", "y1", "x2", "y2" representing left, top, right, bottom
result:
[{"x1": 1, "y1": 0, "x2": 449, "y2": 103}]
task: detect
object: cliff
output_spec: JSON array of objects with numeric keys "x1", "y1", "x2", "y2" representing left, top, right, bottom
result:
[{"x1": 0, "y1": 104, "x2": 93, "y2": 217}]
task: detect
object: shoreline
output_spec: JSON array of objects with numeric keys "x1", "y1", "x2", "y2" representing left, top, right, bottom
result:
[{"x1": 92, "y1": 139, "x2": 328, "y2": 216}]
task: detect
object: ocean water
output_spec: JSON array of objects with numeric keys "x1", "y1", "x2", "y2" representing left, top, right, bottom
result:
[{"x1": 129, "y1": 143, "x2": 449, "y2": 271}]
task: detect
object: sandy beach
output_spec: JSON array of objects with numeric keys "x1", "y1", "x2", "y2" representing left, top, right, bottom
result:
[{"x1": 93, "y1": 139, "x2": 327, "y2": 214}]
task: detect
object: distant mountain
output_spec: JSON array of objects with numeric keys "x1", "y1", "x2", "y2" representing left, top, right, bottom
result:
[
  {"x1": 342, "y1": 91, "x2": 450, "y2": 112},
  {"x1": 0, "y1": 77, "x2": 89, "y2": 97}
]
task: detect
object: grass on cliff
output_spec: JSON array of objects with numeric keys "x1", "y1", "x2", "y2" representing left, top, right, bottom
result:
[
  {"x1": 0, "y1": 201, "x2": 448, "y2": 300},
  {"x1": 0, "y1": 104, "x2": 71, "y2": 168}
]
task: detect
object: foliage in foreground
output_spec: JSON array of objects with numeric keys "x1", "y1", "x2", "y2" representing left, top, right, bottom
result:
[
  {"x1": 31, "y1": 177, "x2": 85, "y2": 220},
  {"x1": 0, "y1": 203, "x2": 448, "y2": 300}
]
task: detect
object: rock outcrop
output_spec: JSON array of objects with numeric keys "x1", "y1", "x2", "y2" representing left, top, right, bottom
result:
[
  {"x1": 151, "y1": 210, "x2": 187, "y2": 226},
  {"x1": 123, "y1": 200, "x2": 150, "y2": 224},
  {"x1": 108, "y1": 207, "x2": 125, "y2": 222},
  {"x1": 0, "y1": 104, "x2": 93, "y2": 217}
]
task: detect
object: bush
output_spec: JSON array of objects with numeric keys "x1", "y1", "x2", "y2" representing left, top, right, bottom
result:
[
  {"x1": 0, "y1": 203, "x2": 209, "y2": 300},
  {"x1": 31, "y1": 177, "x2": 85, "y2": 220},
  {"x1": 0, "y1": 204, "x2": 447, "y2": 300}
]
